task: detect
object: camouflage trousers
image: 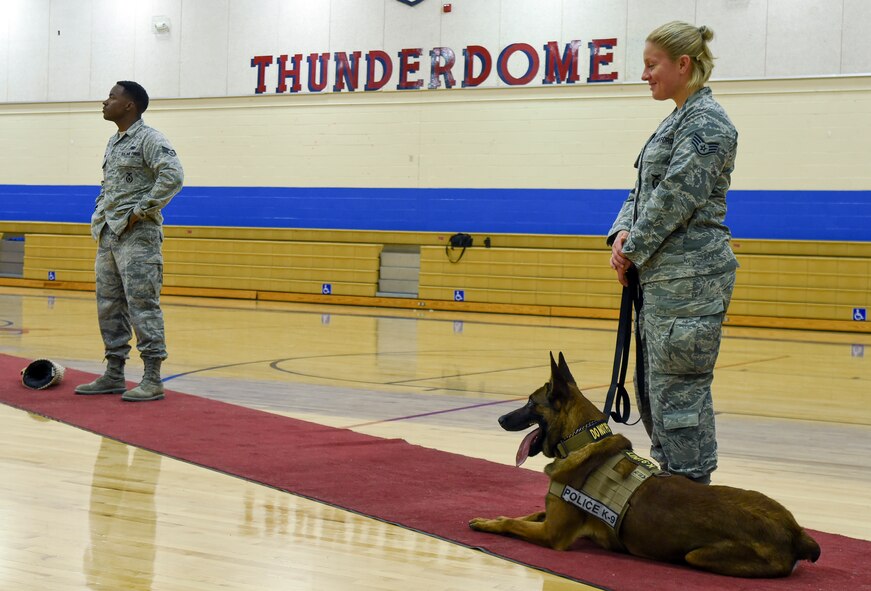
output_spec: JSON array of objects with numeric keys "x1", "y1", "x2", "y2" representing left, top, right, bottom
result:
[
  {"x1": 94, "y1": 221, "x2": 167, "y2": 360},
  {"x1": 634, "y1": 270, "x2": 736, "y2": 479}
]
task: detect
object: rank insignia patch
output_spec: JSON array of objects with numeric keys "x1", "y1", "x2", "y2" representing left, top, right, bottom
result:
[
  {"x1": 161, "y1": 146, "x2": 177, "y2": 156},
  {"x1": 691, "y1": 133, "x2": 720, "y2": 156}
]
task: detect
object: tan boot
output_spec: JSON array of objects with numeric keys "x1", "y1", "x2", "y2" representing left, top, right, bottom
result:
[
  {"x1": 75, "y1": 356, "x2": 126, "y2": 395},
  {"x1": 122, "y1": 358, "x2": 165, "y2": 402}
]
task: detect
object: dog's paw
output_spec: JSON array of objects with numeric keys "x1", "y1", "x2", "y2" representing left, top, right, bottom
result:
[
  {"x1": 469, "y1": 517, "x2": 492, "y2": 531},
  {"x1": 469, "y1": 517, "x2": 506, "y2": 534}
]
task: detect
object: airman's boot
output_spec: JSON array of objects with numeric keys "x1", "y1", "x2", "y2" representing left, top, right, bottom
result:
[
  {"x1": 122, "y1": 357, "x2": 165, "y2": 402},
  {"x1": 74, "y1": 356, "x2": 126, "y2": 395},
  {"x1": 689, "y1": 474, "x2": 712, "y2": 485}
]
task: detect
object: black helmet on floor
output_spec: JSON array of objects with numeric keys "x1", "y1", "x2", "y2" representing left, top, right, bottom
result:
[{"x1": 21, "y1": 359, "x2": 65, "y2": 390}]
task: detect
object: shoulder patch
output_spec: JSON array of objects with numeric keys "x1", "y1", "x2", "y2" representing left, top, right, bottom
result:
[
  {"x1": 161, "y1": 146, "x2": 177, "y2": 157},
  {"x1": 691, "y1": 133, "x2": 719, "y2": 156}
]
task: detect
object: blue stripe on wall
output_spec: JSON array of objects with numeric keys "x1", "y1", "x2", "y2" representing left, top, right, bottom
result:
[{"x1": 1, "y1": 184, "x2": 869, "y2": 241}]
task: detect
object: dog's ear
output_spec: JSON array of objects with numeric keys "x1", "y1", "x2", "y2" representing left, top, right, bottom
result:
[
  {"x1": 548, "y1": 352, "x2": 573, "y2": 403},
  {"x1": 557, "y1": 352, "x2": 576, "y2": 385},
  {"x1": 549, "y1": 352, "x2": 562, "y2": 386}
]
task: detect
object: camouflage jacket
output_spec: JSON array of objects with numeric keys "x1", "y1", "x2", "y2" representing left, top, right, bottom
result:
[
  {"x1": 607, "y1": 87, "x2": 739, "y2": 284},
  {"x1": 91, "y1": 118, "x2": 184, "y2": 240}
]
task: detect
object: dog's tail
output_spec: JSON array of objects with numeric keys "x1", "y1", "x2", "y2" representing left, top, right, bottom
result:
[{"x1": 796, "y1": 529, "x2": 821, "y2": 563}]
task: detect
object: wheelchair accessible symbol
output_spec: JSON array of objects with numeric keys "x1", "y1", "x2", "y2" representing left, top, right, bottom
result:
[
  {"x1": 454, "y1": 290, "x2": 465, "y2": 302},
  {"x1": 47, "y1": 271, "x2": 56, "y2": 281},
  {"x1": 322, "y1": 283, "x2": 332, "y2": 295},
  {"x1": 853, "y1": 308, "x2": 867, "y2": 321}
]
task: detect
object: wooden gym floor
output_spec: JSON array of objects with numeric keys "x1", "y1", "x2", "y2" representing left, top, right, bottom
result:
[{"x1": 1, "y1": 286, "x2": 870, "y2": 591}]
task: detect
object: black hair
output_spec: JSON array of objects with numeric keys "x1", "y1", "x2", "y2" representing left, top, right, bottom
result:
[{"x1": 116, "y1": 80, "x2": 149, "y2": 114}]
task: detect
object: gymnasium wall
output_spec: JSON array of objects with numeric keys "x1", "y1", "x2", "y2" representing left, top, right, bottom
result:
[
  {"x1": 2, "y1": 0, "x2": 871, "y2": 102},
  {"x1": 1, "y1": 76, "x2": 870, "y2": 239},
  {"x1": 1, "y1": 0, "x2": 870, "y2": 237},
  {"x1": 1, "y1": 0, "x2": 870, "y2": 329}
]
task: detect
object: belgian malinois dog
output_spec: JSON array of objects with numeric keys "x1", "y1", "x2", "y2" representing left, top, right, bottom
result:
[{"x1": 469, "y1": 352, "x2": 820, "y2": 577}]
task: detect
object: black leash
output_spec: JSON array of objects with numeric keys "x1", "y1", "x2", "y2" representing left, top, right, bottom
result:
[{"x1": 602, "y1": 267, "x2": 644, "y2": 424}]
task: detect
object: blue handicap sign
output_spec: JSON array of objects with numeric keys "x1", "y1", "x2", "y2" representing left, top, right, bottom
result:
[
  {"x1": 47, "y1": 271, "x2": 56, "y2": 281},
  {"x1": 853, "y1": 308, "x2": 867, "y2": 321},
  {"x1": 453, "y1": 289, "x2": 465, "y2": 302},
  {"x1": 322, "y1": 283, "x2": 332, "y2": 295}
]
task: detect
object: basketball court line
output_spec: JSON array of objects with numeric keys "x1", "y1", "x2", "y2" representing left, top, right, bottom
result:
[
  {"x1": 344, "y1": 397, "x2": 528, "y2": 429},
  {"x1": 158, "y1": 345, "x2": 801, "y2": 432}
]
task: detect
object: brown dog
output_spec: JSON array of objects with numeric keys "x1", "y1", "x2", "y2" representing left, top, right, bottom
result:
[{"x1": 469, "y1": 352, "x2": 820, "y2": 578}]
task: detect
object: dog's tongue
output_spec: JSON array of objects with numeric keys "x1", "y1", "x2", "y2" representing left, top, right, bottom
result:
[{"x1": 515, "y1": 427, "x2": 541, "y2": 467}]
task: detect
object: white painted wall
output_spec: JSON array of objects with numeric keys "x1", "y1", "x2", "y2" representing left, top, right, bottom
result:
[
  {"x1": 1, "y1": 76, "x2": 869, "y2": 192},
  {"x1": 1, "y1": 0, "x2": 869, "y2": 197},
  {"x1": 1, "y1": 0, "x2": 870, "y2": 103}
]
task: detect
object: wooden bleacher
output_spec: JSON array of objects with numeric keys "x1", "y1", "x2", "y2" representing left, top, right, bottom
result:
[{"x1": 1, "y1": 222, "x2": 869, "y2": 333}]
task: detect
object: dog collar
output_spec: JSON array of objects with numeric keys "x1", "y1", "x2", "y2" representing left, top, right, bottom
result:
[{"x1": 555, "y1": 420, "x2": 612, "y2": 458}]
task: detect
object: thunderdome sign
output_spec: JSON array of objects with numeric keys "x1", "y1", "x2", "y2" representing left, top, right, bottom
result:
[{"x1": 250, "y1": 38, "x2": 619, "y2": 95}]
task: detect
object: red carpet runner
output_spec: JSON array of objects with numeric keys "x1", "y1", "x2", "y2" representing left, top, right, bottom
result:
[{"x1": 3, "y1": 354, "x2": 869, "y2": 591}]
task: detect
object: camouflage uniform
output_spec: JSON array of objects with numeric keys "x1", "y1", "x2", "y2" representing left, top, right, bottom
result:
[
  {"x1": 91, "y1": 118, "x2": 183, "y2": 361},
  {"x1": 607, "y1": 87, "x2": 738, "y2": 480}
]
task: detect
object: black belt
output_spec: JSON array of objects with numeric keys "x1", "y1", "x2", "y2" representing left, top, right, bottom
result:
[{"x1": 602, "y1": 267, "x2": 644, "y2": 424}]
